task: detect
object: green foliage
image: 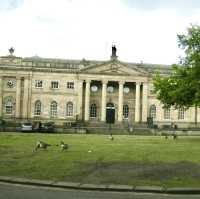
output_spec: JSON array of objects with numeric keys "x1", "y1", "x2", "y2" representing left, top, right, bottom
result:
[{"x1": 154, "y1": 24, "x2": 200, "y2": 108}]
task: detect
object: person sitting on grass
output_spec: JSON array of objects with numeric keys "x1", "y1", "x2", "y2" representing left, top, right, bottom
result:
[{"x1": 34, "y1": 140, "x2": 51, "y2": 151}]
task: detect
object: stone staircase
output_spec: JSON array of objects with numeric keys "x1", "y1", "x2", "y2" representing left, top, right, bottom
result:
[
  {"x1": 85, "y1": 121, "x2": 152, "y2": 135},
  {"x1": 85, "y1": 121, "x2": 129, "y2": 134}
]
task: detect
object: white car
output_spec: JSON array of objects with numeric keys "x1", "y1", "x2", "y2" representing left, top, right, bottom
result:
[{"x1": 21, "y1": 123, "x2": 33, "y2": 132}]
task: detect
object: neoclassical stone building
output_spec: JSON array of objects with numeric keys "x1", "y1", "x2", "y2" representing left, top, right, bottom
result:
[{"x1": 0, "y1": 47, "x2": 198, "y2": 127}]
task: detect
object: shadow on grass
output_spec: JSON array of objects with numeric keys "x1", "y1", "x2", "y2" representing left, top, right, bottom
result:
[{"x1": 65, "y1": 160, "x2": 200, "y2": 187}]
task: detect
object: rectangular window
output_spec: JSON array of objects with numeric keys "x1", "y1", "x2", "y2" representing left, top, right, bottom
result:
[
  {"x1": 178, "y1": 108, "x2": 185, "y2": 120},
  {"x1": 51, "y1": 81, "x2": 59, "y2": 89},
  {"x1": 164, "y1": 108, "x2": 170, "y2": 119},
  {"x1": 67, "y1": 82, "x2": 74, "y2": 89},
  {"x1": 35, "y1": 80, "x2": 43, "y2": 88}
]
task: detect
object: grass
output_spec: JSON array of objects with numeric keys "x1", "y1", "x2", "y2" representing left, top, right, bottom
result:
[{"x1": 1, "y1": 132, "x2": 200, "y2": 188}]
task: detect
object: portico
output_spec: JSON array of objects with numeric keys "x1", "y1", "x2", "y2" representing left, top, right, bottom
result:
[{"x1": 81, "y1": 78, "x2": 148, "y2": 123}]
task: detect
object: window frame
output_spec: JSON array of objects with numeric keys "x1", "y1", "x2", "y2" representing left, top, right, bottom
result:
[
  {"x1": 150, "y1": 104, "x2": 156, "y2": 119},
  {"x1": 164, "y1": 107, "x2": 170, "y2": 120},
  {"x1": 5, "y1": 100, "x2": 13, "y2": 114},
  {"x1": 90, "y1": 104, "x2": 97, "y2": 118},
  {"x1": 123, "y1": 104, "x2": 129, "y2": 119},
  {"x1": 50, "y1": 101, "x2": 58, "y2": 117},
  {"x1": 178, "y1": 107, "x2": 185, "y2": 120},
  {"x1": 51, "y1": 81, "x2": 59, "y2": 89},
  {"x1": 34, "y1": 100, "x2": 42, "y2": 116},
  {"x1": 66, "y1": 102, "x2": 73, "y2": 117},
  {"x1": 66, "y1": 82, "x2": 74, "y2": 89},
  {"x1": 35, "y1": 80, "x2": 43, "y2": 88}
]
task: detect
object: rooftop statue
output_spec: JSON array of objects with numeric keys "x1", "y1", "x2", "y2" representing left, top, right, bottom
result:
[
  {"x1": 111, "y1": 45, "x2": 117, "y2": 60},
  {"x1": 9, "y1": 47, "x2": 14, "y2": 56},
  {"x1": 112, "y1": 45, "x2": 116, "y2": 57}
]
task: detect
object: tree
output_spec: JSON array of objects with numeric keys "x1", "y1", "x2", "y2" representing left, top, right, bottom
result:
[{"x1": 153, "y1": 24, "x2": 200, "y2": 124}]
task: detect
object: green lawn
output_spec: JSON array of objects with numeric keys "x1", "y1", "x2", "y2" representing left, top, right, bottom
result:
[{"x1": 1, "y1": 132, "x2": 200, "y2": 188}]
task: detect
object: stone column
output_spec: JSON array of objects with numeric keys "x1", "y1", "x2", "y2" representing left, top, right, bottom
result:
[
  {"x1": 135, "y1": 82, "x2": 141, "y2": 122},
  {"x1": 118, "y1": 81, "x2": 124, "y2": 122},
  {"x1": 142, "y1": 82, "x2": 148, "y2": 122},
  {"x1": 22, "y1": 77, "x2": 29, "y2": 119},
  {"x1": 101, "y1": 80, "x2": 108, "y2": 122},
  {"x1": 84, "y1": 80, "x2": 91, "y2": 121},
  {"x1": 0, "y1": 76, "x2": 3, "y2": 117},
  {"x1": 15, "y1": 77, "x2": 21, "y2": 118},
  {"x1": 77, "y1": 80, "x2": 83, "y2": 120}
]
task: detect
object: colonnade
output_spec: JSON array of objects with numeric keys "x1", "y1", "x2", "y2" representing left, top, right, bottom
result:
[{"x1": 82, "y1": 80, "x2": 148, "y2": 123}]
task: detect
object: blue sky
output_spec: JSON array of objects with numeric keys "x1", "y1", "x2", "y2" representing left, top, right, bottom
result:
[{"x1": 0, "y1": 0, "x2": 200, "y2": 64}]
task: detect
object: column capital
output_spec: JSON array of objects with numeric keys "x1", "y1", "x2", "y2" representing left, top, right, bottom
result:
[
  {"x1": 16, "y1": 76, "x2": 22, "y2": 80},
  {"x1": 118, "y1": 80, "x2": 125, "y2": 85},
  {"x1": 85, "y1": 79, "x2": 91, "y2": 84},
  {"x1": 136, "y1": 82, "x2": 141, "y2": 86},
  {"x1": 101, "y1": 79, "x2": 108, "y2": 84}
]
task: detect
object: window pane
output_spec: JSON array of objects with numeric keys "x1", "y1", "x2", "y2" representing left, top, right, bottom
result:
[
  {"x1": 51, "y1": 81, "x2": 59, "y2": 89},
  {"x1": 66, "y1": 102, "x2": 73, "y2": 116},
  {"x1": 35, "y1": 80, "x2": 43, "y2": 88},
  {"x1": 90, "y1": 104, "x2": 97, "y2": 118},
  {"x1": 5, "y1": 100, "x2": 13, "y2": 114},
  {"x1": 34, "y1": 101, "x2": 41, "y2": 116},
  {"x1": 150, "y1": 105, "x2": 156, "y2": 119},
  {"x1": 123, "y1": 104, "x2": 129, "y2": 118},
  {"x1": 50, "y1": 101, "x2": 57, "y2": 117},
  {"x1": 178, "y1": 108, "x2": 185, "y2": 119},
  {"x1": 164, "y1": 108, "x2": 170, "y2": 119},
  {"x1": 67, "y1": 82, "x2": 74, "y2": 89}
]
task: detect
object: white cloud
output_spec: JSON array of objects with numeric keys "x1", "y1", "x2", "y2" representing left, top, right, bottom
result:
[{"x1": 0, "y1": 0, "x2": 200, "y2": 64}]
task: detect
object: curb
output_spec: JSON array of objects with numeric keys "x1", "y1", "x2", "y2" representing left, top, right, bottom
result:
[{"x1": 1, "y1": 176, "x2": 200, "y2": 194}]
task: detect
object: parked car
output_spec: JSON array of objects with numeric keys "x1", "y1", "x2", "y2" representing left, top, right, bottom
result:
[
  {"x1": 20, "y1": 122, "x2": 33, "y2": 132},
  {"x1": 40, "y1": 122, "x2": 54, "y2": 133}
]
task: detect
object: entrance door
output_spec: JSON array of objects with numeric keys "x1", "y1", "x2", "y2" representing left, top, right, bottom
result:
[{"x1": 106, "y1": 103, "x2": 115, "y2": 124}]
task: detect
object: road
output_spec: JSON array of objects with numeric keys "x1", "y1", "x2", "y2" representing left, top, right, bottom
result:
[{"x1": 1, "y1": 182, "x2": 200, "y2": 199}]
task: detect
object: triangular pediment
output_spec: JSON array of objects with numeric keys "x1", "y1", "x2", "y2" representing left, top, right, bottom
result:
[{"x1": 80, "y1": 60, "x2": 149, "y2": 76}]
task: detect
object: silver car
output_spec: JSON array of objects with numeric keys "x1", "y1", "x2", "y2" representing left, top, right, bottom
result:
[{"x1": 21, "y1": 122, "x2": 33, "y2": 132}]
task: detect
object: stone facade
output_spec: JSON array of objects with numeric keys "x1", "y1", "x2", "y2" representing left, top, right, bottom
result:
[{"x1": 0, "y1": 50, "x2": 198, "y2": 128}]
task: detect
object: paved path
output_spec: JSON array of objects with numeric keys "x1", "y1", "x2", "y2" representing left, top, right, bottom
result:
[{"x1": 1, "y1": 182, "x2": 200, "y2": 199}]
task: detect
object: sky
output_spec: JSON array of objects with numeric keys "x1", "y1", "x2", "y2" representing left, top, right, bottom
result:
[{"x1": 0, "y1": 0, "x2": 200, "y2": 65}]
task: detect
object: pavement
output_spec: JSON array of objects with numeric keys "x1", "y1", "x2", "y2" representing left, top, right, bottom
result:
[{"x1": 1, "y1": 176, "x2": 200, "y2": 195}]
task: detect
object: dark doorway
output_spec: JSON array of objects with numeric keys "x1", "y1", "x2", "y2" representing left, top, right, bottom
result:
[{"x1": 106, "y1": 103, "x2": 115, "y2": 124}]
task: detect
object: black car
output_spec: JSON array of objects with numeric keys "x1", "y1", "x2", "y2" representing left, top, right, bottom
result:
[{"x1": 40, "y1": 122, "x2": 55, "y2": 133}]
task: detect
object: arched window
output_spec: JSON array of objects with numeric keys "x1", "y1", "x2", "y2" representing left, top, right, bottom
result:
[
  {"x1": 90, "y1": 104, "x2": 97, "y2": 118},
  {"x1": 34, "y1": 100, "x2": 41, "y2": 116},
  {"x1": 66, "y1": 102, "x2": 73, "y2": 116},
  {"x1": 5, "y1": 100, "x2": 13, "y2": 114},
  {"x1": 50, "y1": 101, "x2": 57, "y2": 117},
  {"x1": 123, "y1": 104, "x2": 129, "y2": 119},
  {"x1": 178, "y1": 107, "x2": 185, "y2": 120},
  {"x1": 164, "y1": 108, "x2": 170, "y2": 119},
  {"x1": 150, "y1": 105, "x2": 156, "y2": 119}
]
